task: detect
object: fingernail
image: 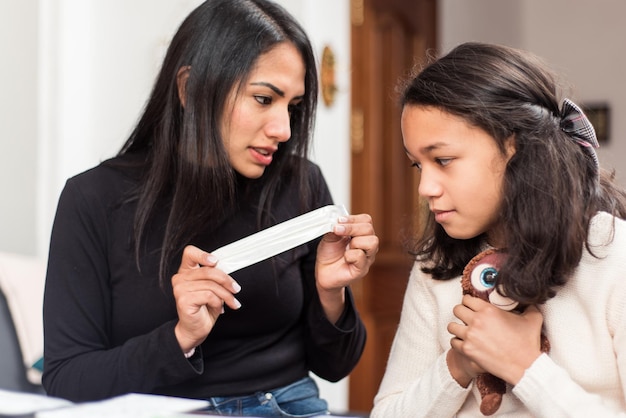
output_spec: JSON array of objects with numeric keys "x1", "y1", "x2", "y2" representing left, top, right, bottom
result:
[
  {"x1": 207, "y1": 254, "x2": 218, "y2": 264},
  {"x1": 232, "y1": 282, "x2": 242, "y2": 293},
  {"x1": 233, "y1": 298, "x2": 242, "y2": 309},
  {"x1": 334, "y1": 224, "x2": 347, "y2": 234},
  {"x1": 338, "y1": 216, "x2": 348, "y2": 223}
]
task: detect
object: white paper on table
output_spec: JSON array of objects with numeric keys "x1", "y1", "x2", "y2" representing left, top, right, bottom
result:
[
  {"x1": 212, "y1": 204, "x2": 349, "y2": 274},
  {"x1": 35, "y1": 393, "x2": 209, "y2": 418},
  {"x1": 0, "y1": 389, "x2": 73, "y2": 415}
]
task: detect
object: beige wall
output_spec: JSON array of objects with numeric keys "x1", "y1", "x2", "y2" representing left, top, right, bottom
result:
[{"x1": 440, "y1": 0, "x2": 626, "y2": 185}]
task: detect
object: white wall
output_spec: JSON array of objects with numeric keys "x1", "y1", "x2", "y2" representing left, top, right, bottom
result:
[
  {"x1": 36, "y1": 0, "x2": 207, "y2": 258},
  {"x1": 439, "y1": 0, "x2": 626, "y2": 185},
  {"x1": 0, "y1": 0, "x2": 38, "y2": 255},
  {"x1": 300, "y1": 1, "x2": 352, "y2": 214}
]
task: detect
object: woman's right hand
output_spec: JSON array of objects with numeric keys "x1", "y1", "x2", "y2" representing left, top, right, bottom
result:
[{"x1": 172, "y1": 245, "x2": 242, "y2": 354}]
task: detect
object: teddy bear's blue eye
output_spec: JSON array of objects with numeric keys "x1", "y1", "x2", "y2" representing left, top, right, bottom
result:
[
  {"x1": 470, "y1": 262, "x2": 499, "y2": 292},
  {"x1": 480, "y1": 267, "x2": 498, "y2": 288}
]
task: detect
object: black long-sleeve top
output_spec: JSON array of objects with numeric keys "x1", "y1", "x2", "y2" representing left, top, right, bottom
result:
[{"x1": 42, "y1": 156, "x2": 366, "y2": 402}]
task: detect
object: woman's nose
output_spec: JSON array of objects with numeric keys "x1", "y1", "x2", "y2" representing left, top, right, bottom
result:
[{"x1": 266, "y1": 107, "x2": 292, "y2": 142}]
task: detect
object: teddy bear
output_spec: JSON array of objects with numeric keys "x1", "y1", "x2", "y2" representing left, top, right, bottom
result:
[{"x1": 461, "y1": 248, "x2": 550, "y2": 416}]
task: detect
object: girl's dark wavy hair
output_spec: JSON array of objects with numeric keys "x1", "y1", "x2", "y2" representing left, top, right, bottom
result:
[
  {"x1": 401, "y1": 42, "x2": 626, "y2": 304},
  {"x1": 110, "y1": 0, "x2": 318, "y2": 283}
]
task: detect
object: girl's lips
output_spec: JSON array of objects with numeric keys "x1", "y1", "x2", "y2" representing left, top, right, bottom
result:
[{"x1": 433, "y1": 210, "x2": 454, "y2": 223}]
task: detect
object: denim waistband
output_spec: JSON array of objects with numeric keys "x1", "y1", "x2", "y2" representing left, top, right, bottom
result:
[{"x1": 208, "y1": 376, "x2": 319, "y2": 407}]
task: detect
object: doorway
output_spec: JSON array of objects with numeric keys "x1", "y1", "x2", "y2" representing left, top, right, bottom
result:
[{"x1": 348, "y1": 0, "x2": 437, "y2": 413}]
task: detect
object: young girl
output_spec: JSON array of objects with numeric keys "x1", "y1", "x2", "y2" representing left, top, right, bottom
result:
[
  {"x1": 371, "y1": 42, "x2": 626, "y2": 417},
  {"x1": 42, "y1": 0, "x2": 378, "y2": 415}
]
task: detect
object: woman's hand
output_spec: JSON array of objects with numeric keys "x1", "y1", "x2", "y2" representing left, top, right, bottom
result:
[
  {"x1": 314, "y1": 213, "x2": 379, "y2": 322},
  {"x1": 172, "y1": 245, "x2": 242, "y2": 354},
  {"x1": 447, "y1": 295, "x2": 544, "y2": 385}
]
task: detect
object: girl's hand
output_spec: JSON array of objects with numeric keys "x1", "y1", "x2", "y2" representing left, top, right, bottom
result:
[
  {"x1": 314, "y1": 213, "x2": 379, "y2": 321},
  {"x1": 447, "y1": 295, "x2": 544, "y2": 385},
  {"x1": 446, "y1": 346, "x2": 487, "y2": 388},
  {"x1": 172, "y1": 245, "x2": 242, "y2": 355}
]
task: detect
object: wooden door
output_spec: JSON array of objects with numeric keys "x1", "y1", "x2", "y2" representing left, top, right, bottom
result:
[{"x1": 348, "y1": 0, "x2": 437, "y2": 413}]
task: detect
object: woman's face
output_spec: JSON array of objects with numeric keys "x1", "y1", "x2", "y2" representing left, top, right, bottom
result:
[
  {"x1": 221, "y1": 42, "x2": 306, "y2": 179},
  {"x1": 402, "y1": 105, "x2": 515, "y2": 245}
]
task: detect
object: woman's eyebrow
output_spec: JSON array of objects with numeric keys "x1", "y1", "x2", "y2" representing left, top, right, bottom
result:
[
  {"x1": 250, "y1": 82, "x2": 285, "y2": 97},
  {"x1": 250, "y1": 81, "x2": 305, "y2": 101}
]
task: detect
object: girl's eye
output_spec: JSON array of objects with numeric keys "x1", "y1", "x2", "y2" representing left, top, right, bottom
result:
[
  {"x1": 410, "y1": 158, "x2": 451, "y2": 171},
  {"x1": 254, "y1": 95, "x2": 272, "y2": 105}
]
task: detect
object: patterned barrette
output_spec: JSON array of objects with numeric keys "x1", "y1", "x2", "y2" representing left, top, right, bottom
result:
[{"x1": 559, "y1": 98, "x2": 600, "y2": 169}]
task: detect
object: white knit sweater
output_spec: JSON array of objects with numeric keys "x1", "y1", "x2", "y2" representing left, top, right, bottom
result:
[{"x1": 371, "y1": 212, "x2": 626, "y2": 417}]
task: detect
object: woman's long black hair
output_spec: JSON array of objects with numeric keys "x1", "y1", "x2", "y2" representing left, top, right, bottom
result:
[
  {"x1": 402, "y1": 42, "x2": 626, "y2": 304},
  {"x1": 112, "y1": 0, "x2": 318, "y2": 282}
]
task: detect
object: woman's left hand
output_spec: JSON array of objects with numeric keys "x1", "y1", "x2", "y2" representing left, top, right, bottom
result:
[{"x1": 314, "y1": 213, "x2": 378, "y2": 321}]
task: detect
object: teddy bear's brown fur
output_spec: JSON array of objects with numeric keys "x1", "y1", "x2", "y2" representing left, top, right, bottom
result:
[{"x1": 461, "y1": 248, "x2": 550, "y2": 416}]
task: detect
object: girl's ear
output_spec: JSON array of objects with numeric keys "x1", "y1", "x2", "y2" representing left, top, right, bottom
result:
[
  {"x1": 504, "y1": 135, "x2": 516, "y2": 160},
  {"x1": 176, "y1": 66, "x2": 191, "y2": 108}
]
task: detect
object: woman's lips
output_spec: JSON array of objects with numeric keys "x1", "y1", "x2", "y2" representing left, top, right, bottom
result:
[{"x1": 250, "y1": 147, "x2": 276, "y2": 165}]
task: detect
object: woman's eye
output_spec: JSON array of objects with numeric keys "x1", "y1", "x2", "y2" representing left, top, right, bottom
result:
[{"x1": 254, "y1": 95, "x2": 272, "y2": 105}]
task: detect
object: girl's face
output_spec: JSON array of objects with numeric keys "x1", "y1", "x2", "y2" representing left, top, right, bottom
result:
[
  {"x1": 402, "y1": 105, "x2": 515, "y2": 246},
  {"x1": 221, "y1": 42, "x2": 306, "y2": 179}
]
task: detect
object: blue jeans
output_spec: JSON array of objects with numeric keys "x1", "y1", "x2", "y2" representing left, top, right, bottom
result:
[{"x1": 201, "y1": 376, "x2": 329, "y2": 417}]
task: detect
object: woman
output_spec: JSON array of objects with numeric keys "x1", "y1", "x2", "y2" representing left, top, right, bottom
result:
[
  {"x1": 43, "y1": 1, "x2": 378, "y2": 416},
  {"x1": 371, "y1": 42, "x2": 626, "y2": 417}
]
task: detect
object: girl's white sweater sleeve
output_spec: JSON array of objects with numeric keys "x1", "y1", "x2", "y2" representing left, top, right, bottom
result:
[
  {"x1": 371, "y1": 265, "x2": 471, "y2": 418},
  {"x1": 513, "y1": 354, "x2": 626, "y2": 417}
]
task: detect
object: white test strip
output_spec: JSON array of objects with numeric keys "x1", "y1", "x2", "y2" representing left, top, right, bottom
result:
[{"x1": 211, "y1": 204, "x2": 349, "y2": 274}]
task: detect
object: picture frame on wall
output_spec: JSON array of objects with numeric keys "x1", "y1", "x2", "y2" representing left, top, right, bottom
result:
[{"x1": 583, "y1": 103, "x2": 610, "y2": 144}]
